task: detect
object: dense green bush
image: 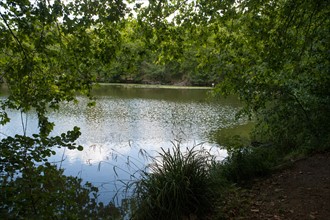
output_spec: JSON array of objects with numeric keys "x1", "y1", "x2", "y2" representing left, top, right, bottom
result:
[{"x1": 220, "y1": 145, "x2": 279, "y2": 184}]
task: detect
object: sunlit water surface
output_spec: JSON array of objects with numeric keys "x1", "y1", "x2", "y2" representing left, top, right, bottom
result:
[{"x1": 0, "y1": 85, "x2": 247, "y2": 204}]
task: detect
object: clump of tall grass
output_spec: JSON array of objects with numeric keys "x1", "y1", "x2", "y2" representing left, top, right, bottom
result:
[{"x1": 129, "y1": 144, "x2": 223, "y2": 220}]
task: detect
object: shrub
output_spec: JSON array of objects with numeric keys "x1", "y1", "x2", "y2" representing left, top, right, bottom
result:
[{"x1": 220, "y1": 144, "x2": 279, "y2": 184}]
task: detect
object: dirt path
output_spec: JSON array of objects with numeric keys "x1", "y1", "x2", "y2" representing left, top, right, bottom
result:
[{"x1": 240, "y1": 151, "x2": 330, "y2": 220}]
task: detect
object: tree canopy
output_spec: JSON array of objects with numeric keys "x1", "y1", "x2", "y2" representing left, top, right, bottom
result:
[{"x1": 134, "y1": 0, "x2": 330, "y2": 149}]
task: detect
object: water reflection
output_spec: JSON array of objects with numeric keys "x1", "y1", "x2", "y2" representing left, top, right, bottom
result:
[{"x1": 0, "y1": 85, "x2": 245, "y2": 204}]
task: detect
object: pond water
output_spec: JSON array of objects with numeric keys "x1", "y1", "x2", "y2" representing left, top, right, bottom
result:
[{"x1": 0, "y1": 84, "x2": 247, "y2": 204}]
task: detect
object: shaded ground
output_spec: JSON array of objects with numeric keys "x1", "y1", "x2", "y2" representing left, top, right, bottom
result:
[{"x1": 238, "y1": 151, "x2": 330, "y2": 220}]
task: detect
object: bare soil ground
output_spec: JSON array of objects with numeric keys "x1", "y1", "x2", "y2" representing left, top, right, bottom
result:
[{"x1": 238, "y1": 151, "x2": 330, "y2": 220}]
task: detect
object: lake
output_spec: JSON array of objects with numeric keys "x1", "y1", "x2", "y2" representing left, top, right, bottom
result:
[{"x1": 0, "y1": 84, "x2": 247, "y2": 204}]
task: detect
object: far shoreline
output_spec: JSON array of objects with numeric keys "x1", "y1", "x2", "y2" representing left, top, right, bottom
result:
[{"x1": 95, "y1": 83, "x2": 213, "y2": 90}]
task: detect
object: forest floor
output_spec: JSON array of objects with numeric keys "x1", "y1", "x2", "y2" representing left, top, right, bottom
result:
[{"x1": 233, "y1": 151, "x2": 330, "y2": 220}]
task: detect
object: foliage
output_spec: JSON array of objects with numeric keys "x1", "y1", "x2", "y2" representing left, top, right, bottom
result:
[
  {"x1": 0, "y1": 0, "x2": 127, "y2": 117},
  {"x1": 220, "y1": 144, "x2": 279, "y2": 184},
  {"x1": 0, "y1": 0, "x2": 127, "y2": 218},
  {"x1": 0, "y1": 127, "x2": 82, "y2": 177},
  {"x1": 130, "y1": 145, "x2": 224, "y2": 220},
  {"x1": 1, "y1": 164, "x2": 113, "y2": 219},
  {"x1": 212, "y1": 0, "x2": 330, "y2": 150},
  {"x1": 0, "y1": 129, "x2": 122, "y2": 219},
  {"x1": 130, "y1": 0, "x2": 330, "y2": 150}
]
